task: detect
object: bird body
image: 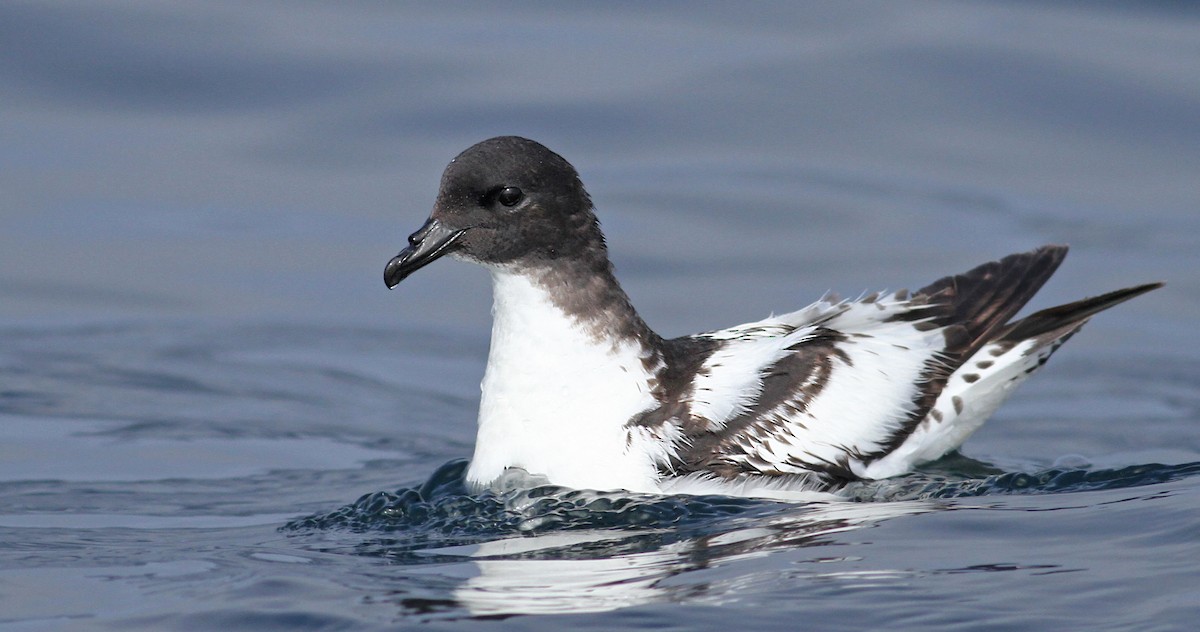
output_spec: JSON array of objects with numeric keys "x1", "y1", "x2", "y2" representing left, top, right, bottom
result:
[{"x1": 385, "y1": 136, "x2": 1161, "y2": 499}]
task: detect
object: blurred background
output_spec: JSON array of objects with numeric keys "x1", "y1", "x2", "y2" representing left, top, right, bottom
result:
[
  {"x1": 1, "y1": 2, "x2": 1198, "y2": 628},
  {"x1": 2, "y1": 1, "x2": 1194, "y2": 339}
]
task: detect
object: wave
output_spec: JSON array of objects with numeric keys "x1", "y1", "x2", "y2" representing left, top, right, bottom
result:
[{"x1": 284, "y1": 457, "x2": 1200, "y2": 539}]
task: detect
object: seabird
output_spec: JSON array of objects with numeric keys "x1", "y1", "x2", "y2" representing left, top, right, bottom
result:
[{"x1": 384, "y1": 136, "x2": 1161, "y2": 499}]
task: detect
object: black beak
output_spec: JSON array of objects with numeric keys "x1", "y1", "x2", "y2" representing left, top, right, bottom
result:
[{"x1": 384, "y1": 218, "x2": 468, "y2": 289}]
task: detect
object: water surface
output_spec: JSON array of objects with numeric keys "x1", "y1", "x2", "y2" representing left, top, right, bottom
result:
[{"x1": 2, "y1": 2, "x2": 1198, "y2": 630}]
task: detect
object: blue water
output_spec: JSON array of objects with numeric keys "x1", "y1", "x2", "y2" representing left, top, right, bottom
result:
[{"x1": 3, "y1": 3, "x2": 1199, "y2": 630}]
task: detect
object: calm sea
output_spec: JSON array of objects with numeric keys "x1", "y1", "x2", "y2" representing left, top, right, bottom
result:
[{"x1": 2, "y1": 3, "x2": 1198, "y2": 630}]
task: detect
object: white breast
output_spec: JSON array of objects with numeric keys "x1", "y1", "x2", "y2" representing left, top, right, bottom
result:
[{"x1": 466, "y1": 269, "x2": 661, "y2": 492}]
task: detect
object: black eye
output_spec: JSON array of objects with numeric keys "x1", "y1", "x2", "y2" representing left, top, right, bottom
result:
[{"x1": 496, "y1": 186, "x2": 523, "y2": 207}]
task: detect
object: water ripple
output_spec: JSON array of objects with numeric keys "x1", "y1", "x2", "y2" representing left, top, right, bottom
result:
[
  {"x1": 284, "y1": 457, "x2": 1200, "y2": 550},
  {"x1": 283, "y1": 459, "x2": 778, "y2": 541}
]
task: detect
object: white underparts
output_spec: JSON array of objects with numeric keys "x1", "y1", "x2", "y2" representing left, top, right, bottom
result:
[{"x1": 467, "y1": 268, "x2": 661, "y2": 492}]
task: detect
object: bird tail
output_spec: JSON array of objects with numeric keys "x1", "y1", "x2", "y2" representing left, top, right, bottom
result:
[{"x1": 996, "y1": 281, "x2": 1164, "y2": 346}]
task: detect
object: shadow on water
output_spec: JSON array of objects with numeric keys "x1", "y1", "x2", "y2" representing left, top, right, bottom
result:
[{"x1": 281, "y1": 456, "x2": 1200, "y2": 618}]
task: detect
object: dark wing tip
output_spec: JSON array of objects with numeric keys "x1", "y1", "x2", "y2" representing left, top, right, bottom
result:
[
  {"x1": 998, "y1": 280, "x2": 1164, "y2": 343},
  {"x1": 913, "y1": 244, "x2": 1068, "y2": 301},
  {"x1": 902, "y1": 244, "x2": 1072, "y2": 353}
]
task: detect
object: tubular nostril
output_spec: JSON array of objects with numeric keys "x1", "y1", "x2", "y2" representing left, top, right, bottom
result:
[{"x1": 409, "y1": 219, "x2": 437, "y2": 245}]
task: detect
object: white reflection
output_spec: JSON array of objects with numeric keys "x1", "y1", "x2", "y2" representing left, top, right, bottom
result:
[{"x1": 416, "y1": 499, "x2": 932, "y2": 616}]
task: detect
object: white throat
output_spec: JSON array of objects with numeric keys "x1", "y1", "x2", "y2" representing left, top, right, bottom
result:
[{"x1": 466, "y1": 268, "x2": 661, "y2": 492}]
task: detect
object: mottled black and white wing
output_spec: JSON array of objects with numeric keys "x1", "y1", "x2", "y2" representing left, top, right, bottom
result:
[{"x1": 638, "y1": 246, "x2": 1113, "y2": 483}]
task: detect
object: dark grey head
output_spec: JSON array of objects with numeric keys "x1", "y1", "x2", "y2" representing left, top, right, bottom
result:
[{"x1": 385, "y1": 136, "x2": 605, "y2": 288}]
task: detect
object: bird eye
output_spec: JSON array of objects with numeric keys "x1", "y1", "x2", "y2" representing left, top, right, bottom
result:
[{"x1": 496, "y1": 186, "x2": 523, "y2": 207}]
